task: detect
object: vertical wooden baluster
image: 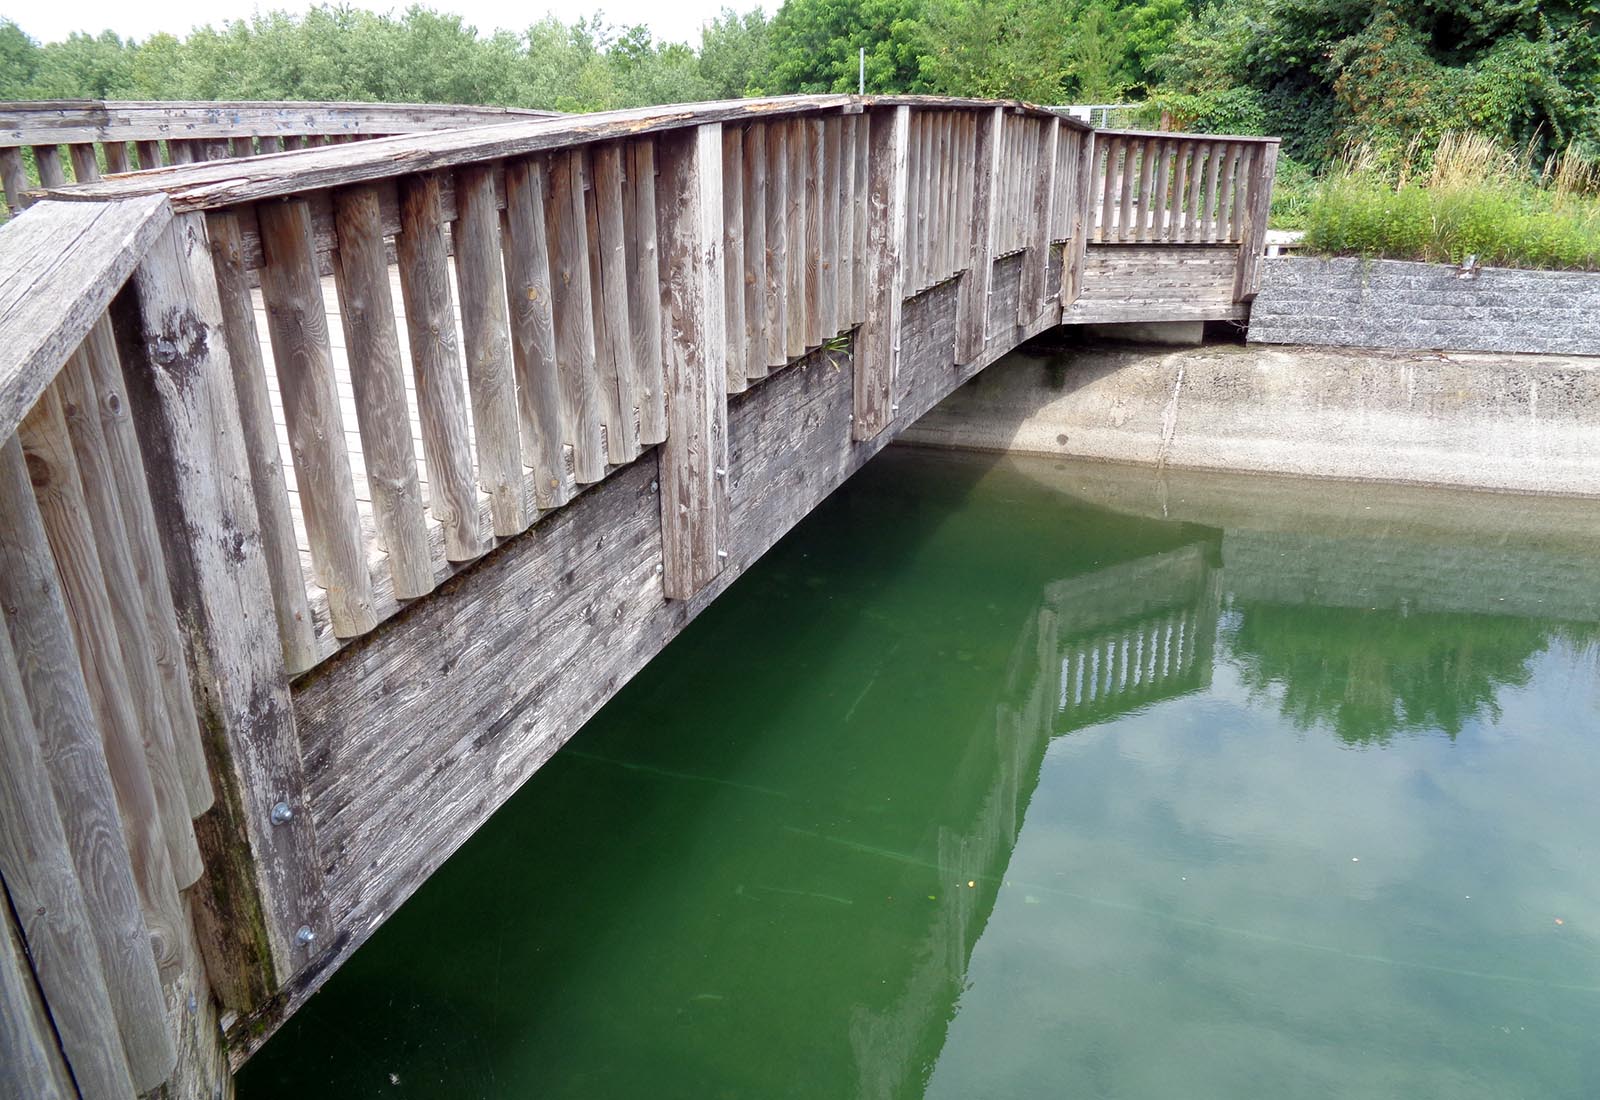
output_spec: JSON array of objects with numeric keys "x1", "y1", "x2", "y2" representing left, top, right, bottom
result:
[
  {"x1": 1229, "y1": 144, "x2": 1252, "y2": 241},
  {"x1": 1234, "y1": 142, "x2": 1278, "y2": 302},
  {"x1": 502, "y1": 157, "x2": 571, "y2": 509},
  {"x1": 784, "y1": 118, "x2": 805, "y2": 360},
  {"x1": 206, "y1": 211, "x2": 318, "y2": 673},
  {"x1": 333, "y1": 185, "x2": 436, "y2": 597},
  {"x1": 957, "y1": 108, "x2": 998, "y2": 362},
  {"x1": 57, "y1": 354, "x2": 205, "y2": 888},
  {"x1": 820, "y1": 115, "x2": 841, "y2": 338},
  {"x1": 1116, "y1": 139, "x2": 1136, "y2": 243},
  {"x1": 167, "y1": 141, "x2": 194, "y2": 165},
  {"x1": 1216, "y1": 144, "x2": 1237, "y2": 241},
  {"x1": 0, "y1": 615, "x2": 145, "y2": 1098},
  {"x1": 1132, "y1": 138, "x2": 1154, "y2": 241},
  {"x1": 1097, "y1": 137, "x2": 1117, "y2": 244},
  {"x1": 852, "y1": 115, "x2": 869, "y2": 325},
  {"x1": 904, "y1": 113, "x2": 922, "y2": 288},
  {"x1": 837, "y1": 115, "x2": 855, "y2": 329},
  {"x1": 282, "y1": 135, "x2": 303, "y2": 151},
  {"x1": 257, "y1": 199, "x2": 377, "y2": 637},
  {"x1": 0, "y1": 886, "x2": 77, "y2": 1100},
  {"x1": 938, "y1": 113, "x2": 954, "y2": 277},
  {"x1": 397, "y1": 174, "x2": 482, "y2": 561},
  {"x1": 655, "y1": 123, "x2": 728, "y2": 599},
  {"x1": 925, "y1": 113, "x2": 939, "y2": 277},
  {"x1": 0, "y1": 432, "x2": 175, "y2": 1089},
  {"x1": 0, "y1": 147, "x2": 27, "y2": 214},
  {"x1": 856, "y1": 105, "x2": 908, "y2": 441},
  {"x1": 231, "y1": 137, "x2": 255, "y2": 159},
  {"x1": 765, "y1": 122, "x2": 789, "y2": 368},
  {"x1": 68, "y1": 144, "x2": 99, "y2": 182},
  {"x1": 1064, "y1": 130, "x2": 1096, "y2": 306},
  {"x1": 804, "y1": 117, "x2": 823, "y2": 348},
  {"x1": 1203, "y1": 142, "x2": 1223, "y2": 242},
  {"x1": 586, "y1": 145, "x2": 641, "y2": 464},
  {"x1": 622, "y1": 140, "x2": 667, "y2": 447},
  {"x1": 133, "y1": 140, "x2": 162, "y2": 170},
  {"x1": 258, "y1": 135, "x2": 283, "y2": 154},
  {"x1": 32, "y1": 145, "x2": 64, "y2": 189},
  {"x1": 1171, "y1": 143, "x2": 1190, "y2": 243},
  {"x1": 75, "y1": 318, "x2": 212, "y2": 815},
  {"x1": 16, "y1": 395, "x2": 187, "y2": 978},
  {"x1": 1151, "y1": 138, "x2": 1172, "y2": 241},
  {"x1": 1020, "y1": 116, "x2": 1060, "y2": 325},
  {"x1": 741, "y1": 123, "x2": 769, "y2": 382},
  {"x1": 720, "y1": 126, "x2": 747, "y2": 394},
  {"x1": 103, "y1": 141, "x2": 129, "y2": 174},
  {"x1": 546, "y1": 149, "x2": 606, "y2": 483},
  {"x1": 456, "y1": 164, "x2": 528, "y2": 532}
]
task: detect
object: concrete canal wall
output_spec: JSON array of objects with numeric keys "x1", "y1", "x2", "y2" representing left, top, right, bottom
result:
[
  {"x1": 900, "y1": 342, "x2": 1600, "y2": 497},
  {"x1": 1248, "y1": 257, "x2": 1600, "y2": 356}
]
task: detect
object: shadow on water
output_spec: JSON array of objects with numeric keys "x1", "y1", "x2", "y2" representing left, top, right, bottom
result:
[{"x1": 241, "y1": 446, "x2": 1600, "y2": 1100}]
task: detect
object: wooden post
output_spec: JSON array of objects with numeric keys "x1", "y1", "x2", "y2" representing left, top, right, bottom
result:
[
  {"x1": 783, "y1": 118, "x2": 806, "y2": 360},
  {"x1": 1234, "y1": 140, "x2": 1279, "y2": 302},
  {"x1": 332, "y1": 185, "x2": 436, "y2": 598},
  {"x1": 547, "y1": 150, "x2": 606, "y2": 483},
  {"x1": 836, "y1": 115, "x2": 856, "y2": 330},
  {"x1": 720, "y1": 127, "x2": 747, "y2": 394},
  {"x1": 0, "y1": 435, "x2": 175, "y2": 1088},
  {"x1": 0, "y1": 615, "x2": 147, "y2": 1098},
  {"x1": 820, "y1": 115, "x2": 841, "y2": 338},
  {"x1": 114, "y1": 211, "x2": 329, "y2": 1007},
  {"x1": 585, "y1": 145, "x2": 640, "y2": 464},
  {"x1": 0, "y1": 887, "x2": 77, "y2": 1100},
  {"x1": 206, "y1": 211, "x2": 318, "y2": 673},
  {"x1": 0, "y1": 147, "x2": 27, "y2": 214},
  {"x1": 956, "y1": 108, "x2": 999, "y2": 363},
  {"x1": 855, "y1": 105, "x2": 909, "y2": 441},
  {"x1": 1019, "y1": 116, "x2": 1060, "y2": 325},
  {"x1": 396, "y1": 174, "x2": 481, "y2": 561},
  {"x1": 502, "y1": 157, "x2": 572, "y2": 509},
  {"x1": 740, "y1": 123, "x2": 769, "y2": 383},
  {"x1": 764, "y1": 122, "x2": 789, "y2": 368},
  {"x1": 655, "y1": 123, "x2": 728, "y2": 599},
  {"x1": 32, "y1": 145, "x2": 65, "y2": 188},
  {"x1": 257, "y1": 198, "x2": 378, "y2": 638},
  {"x1": 455, "y1": 164, "x2": 529, "y2": 532},
  {"x1": 1063, "y1": 131, "x2": 1095, "y2": 307},
  {"x1": 622, "y1": 140, "x2": 667, "y2": 447},
  {"x1": 134, "y1": 140, "x2": 163, "y2": 170}
]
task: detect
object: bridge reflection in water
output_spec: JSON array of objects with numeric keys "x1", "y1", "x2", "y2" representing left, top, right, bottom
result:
[{"x1": 241, "y1": 449, "x2": 1600, "y2": 1100}]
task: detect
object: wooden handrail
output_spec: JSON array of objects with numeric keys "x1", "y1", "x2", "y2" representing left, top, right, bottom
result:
[{"x1": 0, "y1": 195, "x2": 172, "y2": 438}]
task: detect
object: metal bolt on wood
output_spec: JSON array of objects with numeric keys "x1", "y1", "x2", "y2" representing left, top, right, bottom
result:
[{"x1": 270, "y1": 801, "x2": 293, "y2": 825}]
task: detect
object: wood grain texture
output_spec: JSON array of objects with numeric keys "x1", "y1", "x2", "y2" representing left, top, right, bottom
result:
[
  {"x1": 855, "y1": 105, "x2": 908, "y2": 440},
  {"x1": 501, "y1": 157, "x2": 570, "y2": 509},
  {"x1": 396, "y1": 174, "x2": 481, "y2": 561},
  {"x1": 0, "y1": 195, "x2": 173, "y2": 440},
  {"x1": 1063, "y1": 131, "x2": 1095, "y2": 305},
  {"x1": 331, "y1": 185, "x2": 435, "y2": 598},
  {"x1": 0, "y1": 146, "x2": 26, "y2": 213},
  {"x1": 117, "y1": 212, "x2": 328, "y2": 1004},
  {"x1": 622, "y1": 139, "x2": 667, "y2": 447},
  {"x1": 586, "y1": 144, "x2": 640, "y2": 462},
  {"x1": 77, "y1": 317, "x2": 213, "y2": 817},
  {"x1": 207, "y1": 210, "x2": 318, "y2": 673},
  {"x1": 956, "y1": 108, "x2": 998, "y2": 362},
  {"x1": 56, "y1": 353, "x2": 206, "y2": 890},
  {"x1": 547, "y1": 150, "x2": 605, "y2": 483},
  {"x1": 257, "y1": 199, "x2": 377, "y2": 637},
  {"x1": 1233, "y1": 141, "x2": 1279, "y2": 302},
  {"x1": 18, "y1": 388, "x2": 189, "y2": 981},
  {"x1": 784, "y1": 118, "x2": 806, "y2": 360},
  {"x1": 820, "y1": 115, "x2": 841, "y2": 338},
  {"x1": 1019, "y1": 116, "x2": 1059, "y2": 325},
  {"x1": 763, "y1": 121, "x2": 788, "y2": 368},
  {"x1": 454, "y1": 164, "x2": 528, "y2": 534},
  {"x1": 720, "y1": 126, "x2": 747, "y2": 395},
  {"x1": 0, "y1": 433, "x2": 175, "y2": 1089},
  {"x1": 0, "y1": 888, "x2": 77, "y2": 1100},
  {"x1": 655, "y1": 123, "x2": 728, "y2": 599},
  {"x1": 836, "y1": 115, "x2": 856, "y2": 330},
  {"x1": 740, "y1": 123, "x2": 768, "y2": 382},
  {"x1": 0, "y1": 579, "x2": 149, "y2": 1098}
]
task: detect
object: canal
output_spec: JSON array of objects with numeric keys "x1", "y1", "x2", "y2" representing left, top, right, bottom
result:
[{"x1": 240, "y1": 445, "x2": 1600, "y2": 1099}]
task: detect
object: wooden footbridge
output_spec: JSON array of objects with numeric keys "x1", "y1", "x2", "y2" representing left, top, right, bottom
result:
[{"x1": 0, "y1": 95, "x2": 1277, "y2": 1098}]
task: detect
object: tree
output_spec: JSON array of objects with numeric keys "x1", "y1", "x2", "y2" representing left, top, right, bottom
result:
[
  {"x1": 699, "y1": 8, "x2": 773, "y2": 98},
  {"x1": 767, "y1": 0, "x2": 931, "y2": 93}
]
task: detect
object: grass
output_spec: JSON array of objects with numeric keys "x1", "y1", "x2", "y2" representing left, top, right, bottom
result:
[{"x1": 1300, "y1": 132, "x2": 1600, "y2": 271}]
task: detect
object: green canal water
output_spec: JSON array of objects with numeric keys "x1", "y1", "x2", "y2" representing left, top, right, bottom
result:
[{"x1": 240, "y1": 447, "x2": 1600, "y2": 1099}]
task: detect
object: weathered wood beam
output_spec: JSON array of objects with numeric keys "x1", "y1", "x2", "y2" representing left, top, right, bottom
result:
[
  {"x1": 957, "y1": 108, "x2": 999, "y2": 362},
  {"x1": 655, "y1": 123, "x2": 728, "y2": 599},
  {"x1": 855, "y1": 104, "x2": 909, "y2": 440}
]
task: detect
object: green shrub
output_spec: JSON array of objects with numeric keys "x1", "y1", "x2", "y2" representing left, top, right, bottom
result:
[{"x1": 1302, "y1": 133, "x2": 1600, "y2": 270}]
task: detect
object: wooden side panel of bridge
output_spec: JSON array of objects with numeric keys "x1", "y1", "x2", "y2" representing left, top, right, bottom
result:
[{"x1": 0, "y1": 95, "x2": 1276, "y2": 1098}]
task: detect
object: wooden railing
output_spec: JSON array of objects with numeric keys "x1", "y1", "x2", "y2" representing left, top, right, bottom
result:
[
  {"x1": 1, "y1": 100, "x2": 560, "y2": 215},
  {"x1": 0, "y1": 95, "x2": 1274, "y2": 1099}
]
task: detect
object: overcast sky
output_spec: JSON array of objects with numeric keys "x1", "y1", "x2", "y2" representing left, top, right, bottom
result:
[{"x1": 11, "y1": 1, "x2": 776, "y2": 48}]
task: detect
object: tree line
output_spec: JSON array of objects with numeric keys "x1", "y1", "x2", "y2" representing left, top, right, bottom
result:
[{"x1": 2, "y1": 0, "x2": 1595, "y2": 168}]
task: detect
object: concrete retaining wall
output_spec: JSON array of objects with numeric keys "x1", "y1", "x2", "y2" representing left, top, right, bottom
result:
[
  {"x1": 1248, "y1": 256, "x2": 1600, "y2": 356},
  {"x1": 900, "y1": 343, "x2": 1600, "y2": 497}
]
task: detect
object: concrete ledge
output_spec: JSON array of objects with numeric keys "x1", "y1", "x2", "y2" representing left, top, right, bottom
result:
[
  {"x1": 1249, "y1": 256, "x2": 1600, "y2": 356},
  {"x1": 901, "y1": 342, "x2": 1600, "y2": 497}
]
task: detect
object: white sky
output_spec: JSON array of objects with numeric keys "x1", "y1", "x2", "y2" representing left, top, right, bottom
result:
[{"x1": 9, "y1": 1, "x2": 776, "y2": 48}]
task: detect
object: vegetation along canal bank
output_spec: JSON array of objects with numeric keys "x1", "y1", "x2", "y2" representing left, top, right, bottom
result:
[{"x1": 240, "y1": 449, "x2": 1600, "y2": 1097}]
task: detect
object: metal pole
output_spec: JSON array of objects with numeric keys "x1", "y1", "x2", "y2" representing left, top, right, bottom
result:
[{"x1": 859, "y1": 48, "x2": 865, "y2": 95}]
